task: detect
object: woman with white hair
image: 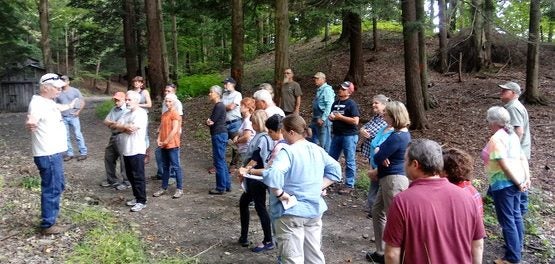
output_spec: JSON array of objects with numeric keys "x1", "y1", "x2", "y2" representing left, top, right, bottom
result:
[
  {"x1": 482, "y1": 106, "x2": 530, "y2": 264},
  {"x1": 206, "y1": 85, "x2": 231, "y2": 194},
  {"x1": 153, "y1": 93, "x2": 184, "y2": 199}
]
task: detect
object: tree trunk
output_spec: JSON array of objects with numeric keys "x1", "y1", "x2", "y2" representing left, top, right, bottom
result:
[
  {"x1": 170, "y1": 0, "x2": 178, "y2": 84},
  {"x1": 470, "y1": 0, "x2": 485, "y2": 72},
  {"x1": 483, "y1": 0, "x2": 493, "y2": 67},
  {"x1": 94, "y1": 59, "x2": 101, "y2": 89},
  {"x1": 145, "y1": 0, "x2": 165, "y2": 99},
  {"x1": 38, "y1": 0, "x2": 53, "y2": 72},
  {"x1": 257, "y1": 13, "x2": 264, "y2": 46},
  {"x1": 337, "y1": 12, "x2": 350, "y2": 44},
  {"x1": 322, "y1": 19, "x2": 331, "y2": 42},
  {"x1": 448, "y1": 0, "x2": 458, "y2": 33},
  {"x1": 231, "y1": 0, "x2": 245, "y2": 90},
  {"x1": 274, "y1": 0, "x2": 289, "y2": 106},
  {"x1": 65, "y1": 26, "x2": 69, "y2": 74},
  {"x1": 157, "y1": 0, "x2": 169, "y2": 87},
  {"x1": 438, "y1": 0, "x2": 448, "y2": 73},
  {"x1": 105, "y1": 79, "x2": 111, "y2": 95},
  {"x1": 344, "y1": 12, "x2": 364, "y2": 89},
  {"x1": 402, "y1": 0, "x2": 428, "y2": 130},
  {"x1": 372, "y1": 16, "x2": 378, "y2": 51},
  {"x1": 416, "y1": 0, "x2": 431, "y2": 109},
  {"x1": 523, "y1": 0, "x2": 545, "y2": 104},
  {"x1": 123, "y1": 0, "x2": 138, "y2": 87}
]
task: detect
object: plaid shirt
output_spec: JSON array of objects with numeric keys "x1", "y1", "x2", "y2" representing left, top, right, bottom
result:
[{"x1": 360, "y1": 115, "x2": 387, "y2": 158}]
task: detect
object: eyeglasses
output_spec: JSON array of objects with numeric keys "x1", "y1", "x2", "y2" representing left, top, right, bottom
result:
[{"x1": 125, "y1": 98, "x2": 132, "y2": 101}]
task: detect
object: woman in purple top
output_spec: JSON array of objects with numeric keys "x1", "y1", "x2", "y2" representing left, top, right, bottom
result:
[{"x1": 366, "y1": 101, "x2": 411, "y2": 263}]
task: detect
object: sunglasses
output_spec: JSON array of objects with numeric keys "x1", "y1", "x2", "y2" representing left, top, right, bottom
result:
[{"x1": 41, "y1": 76, "x2": 61, "y2": 83}]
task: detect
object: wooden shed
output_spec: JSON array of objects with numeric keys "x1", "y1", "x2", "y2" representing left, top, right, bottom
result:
[{"x1": 0, "y1": 59, "x2": 45, "y2": 112}]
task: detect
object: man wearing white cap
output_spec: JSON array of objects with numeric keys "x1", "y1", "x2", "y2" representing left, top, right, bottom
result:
[
  {"x1": 26, "y1": 73, "x2": 77, "y2": 235},
  {"x1": 499, "y1": 81, "x2": 531, "y2": 216}
]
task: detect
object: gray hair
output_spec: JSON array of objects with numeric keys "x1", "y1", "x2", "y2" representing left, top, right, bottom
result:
[
  {"x1": 373, "y1": 94, "x2": 390, "y2": 104},
  {"x1": 126, "y1": 90, "x2": 141, "y2": 103},
  {"x1": 210, "y1": 85, "x2": 223, "y2": 97},
  {"x1": 407, "y1": 139, "x2": 444, "y2": 176},
  {"x1": 253, "y1": 89, "x2": 274, "y2": 105},
  {"x1": 486, "y1": 106, "x2": 513, "y2": 133},
  {"x1": 165, "y1": 93, "x2": 178, "y2": 102},
  {"x1": 258, "y1": 83, "x2": 274, "y2": 98}
]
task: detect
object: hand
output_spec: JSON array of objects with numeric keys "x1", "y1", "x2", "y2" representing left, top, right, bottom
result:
[
  {"x1": 317, "y1": 119, "x2": 324, "y2": 126},
  {"x1": 206, "y1": 118, "x2": 214, "y2": 126},
  {"x1": 278, "y1": 191, "x2": 291, "y2": 202},
  {"x1": 382, "y1": 158, "x2": 390, "y2": 167},
  {"x1": 70, "y1": 98, "x2": 78, "y2": 109},
  {"x1": 321, "y1": 188, "x2": 328, "y2": 196},
  {"x1": 360, "y1": 128, "x2": 370, "y2": 139},
  {"x1": 125, "y1": 125, "x2": 138, "y2": 134},
  {"x1": 73, "y1": 110, "x2": 80, "y2": 117},
  {"x1": 368, "y1": 169, "x2": 378, "y2": 181},
  {"x1": 157, "y1": 139, "x2": 163, "y2": 147},
  {"x1": 25, "y1": 114, "x2": 38, "y2": 132}
]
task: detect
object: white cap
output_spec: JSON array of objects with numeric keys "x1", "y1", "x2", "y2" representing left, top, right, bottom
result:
[
  {"x1": 498, "y1": 81, "x2": 521, "y2": 95},
  {"x1": 39, "y1": 73, "x2": 65, "y2": 88}
]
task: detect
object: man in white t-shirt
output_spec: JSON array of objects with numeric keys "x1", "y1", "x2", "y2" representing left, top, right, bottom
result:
[
  {"x1": 113, "y1": 90, "x2": 149, "y2": 212},
  {"x1": 253, "y1": 88, "x2": 285, "y2": 118},
  {"x1": 26, "y1": 73, "x2": 76, "y2": 235}
]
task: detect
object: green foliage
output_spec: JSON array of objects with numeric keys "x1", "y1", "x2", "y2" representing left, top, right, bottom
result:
[
  {"x1": 69, "y1": 206, "x2": 113, "y2": 226},
  {"x1": 0, "y1": 1, "x2": 39, "y2": 72},
  {"x1": 355, "y1": 169, "x2": 371, "y2": 191},
  {"x1": 482, "y1": 195, "x2": 499, "y2": 227},
  {"x1": 177, "y1": 73, "x2": 222, "y2": 98},
  {"x1": 192, "y1": 128, "x2": 210, "y2": 142},
  {"x1": 95, "y1": 100, "x2": 113, "y2": 120},
  {"x1": 20, "y1": 176, "x2": 41, "y2": 191}
]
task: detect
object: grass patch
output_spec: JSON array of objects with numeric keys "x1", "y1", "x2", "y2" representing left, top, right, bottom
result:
[
  {"x1": 355, "y1": 169, "x2": 371, "y2": 191},
  {"x1": 192, "y1": 128, "x2": 211, "y2": 142},
  {"x1": 0, "y1": 175, "x2": 4, "y2": 190},
  {"x1": 95, "y1": 99, "x2": 113, "y2": 119},
  {"x1": 177, "y1": 73, "x2": 222, "y2": 98},
  {"x1": 20, "y1": 175, "x2": 41, "y2": 190}
]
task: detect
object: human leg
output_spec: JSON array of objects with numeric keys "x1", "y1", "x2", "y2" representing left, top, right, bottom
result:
[
  {"x1": 69, "y1": 117, "x2": 87, "y2": 155},
  {"x1": 492, "y1": 185, "x2": 523, "y2": 263},
  {"x1": 161, "y1": 148, "x2": 171, "y2": 190},
  {"x1": 367, "y1": 180, "x2": 379, "y2": 210},
  {"x1": 275, "y1": 216, "x2": 305, "y2": 264},
  {"x1": 34, "y1": 153, "x2": 65, "y2": 228},
  {"x1": 343, "y1": 134, "x2": 358, "y2": 188},
  {"x1": 250, "y1": 180, "x2": 272, "y2": 244},
  {"x1": 239, "y1": 190, "x2": 253, "y2": 243},
  {"x1": 328, "y1": 135, "x2": 342, "y2": 161},
  {"x1": 167, "y1": 147, "x2": 183, "y2": 190},
  {"x1": 371, "y1": 181, "x2": 386, "y2": 255},
  {"x1": 212, "y1": 133, "x2": 229, "y2": 192},
  {"x1": 318, "y1": 121, "x2": 331, "y2": 152},
  {"x1": 104, "y1": 137, "x2": 120, "y2": 184},
  {"x1": 62, "y1": 117, "x2": 74, "y2": 157},
  {"x1": 124, "y1": 154, "x2": 147, "y2": 204},
  {"x1": 302, "y1": 217, "x2": 325, "y2": 264},
  {"x1": 155, "y1": 147, "x2": 164, "y2": 177},
  {"x1": 309, "y1": 123, "x2": 320, "y2": 145}
]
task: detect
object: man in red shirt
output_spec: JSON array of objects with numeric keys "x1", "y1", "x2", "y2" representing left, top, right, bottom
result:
[{"x1": 383, "y1": 139, "x2": 485, "y2": 264}]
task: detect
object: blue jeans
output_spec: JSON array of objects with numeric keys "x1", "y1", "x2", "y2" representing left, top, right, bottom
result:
[
  {"x1": 226, "y1": 119, "x2": 241, "y2": 138},
  {"x1": 211, "y1": 133, "x2": 230, "y2": 191},
  {"x1": 309, "y1": 119, "x2": 331, "y2": 152},
  {"x1": 520, "y1": 190, "x2": 529, "y2": 217},
  {"x1": 492, "y1": 185, "x2": 524, "y2": 263},
  {"x1": 63, "y1": 116, "x2": 87, "y2": 156},
  {"x1": 329, "y1": 134, "x2": 358, "y2": 188},
  {"x1": 34, "y1": 153, "x2": 65, "y2": 228},
  {"x1": 155, "y1": 147, "x2": 176, "y2": 179},
  {"x1": 161, "y1": 147, "x2": 183, "y2": 190}
]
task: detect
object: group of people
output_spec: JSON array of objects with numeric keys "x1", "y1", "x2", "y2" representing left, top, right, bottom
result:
[{"x1": 27, "y1": 70, "x2": 532, "y2": 264}]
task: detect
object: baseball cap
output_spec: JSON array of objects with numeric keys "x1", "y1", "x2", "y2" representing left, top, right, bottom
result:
[
  {"x1": 498, "y1": 81, "x2": 521, "y2": 95},
  {"x1": 340, "y1": 81, "x2": 355, "y2": 93},
  {"x1": 113, "y1": 92, "x2": 126, "y2": 101},
  {"x1": 39, "y1": 73, "x2": 66, "y2": 88},
  {"x1": 313, "y1": 72, "x2": 326, "y2": 79},
  {"x1": 222, "y1": 77, "x2": 236, "y2": 84}
]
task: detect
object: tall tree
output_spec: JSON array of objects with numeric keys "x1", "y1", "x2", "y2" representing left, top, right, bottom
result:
[
  {"x1": 416, "y1": 0, "x2": 431, "y2": 109},
  {"x1": 438, "y1": 0, "x2": 448, "y2": 73},
  {"x1": 170, "y1": 0, "x2": 178, "y2": 84},
  {"x1": 145, "y1": 0, "x2": 167, "y2": 99},
  {"x1": 344, "y1": 11, "x2": 364, "y2": 88},
  {"x1": 448, "y1": 0, "x2": 458, "y2": 33},
  {"x1": 401, "y1": 0, "x2": 428, "y2": 129},
  {"x1": 39, "y1": 0, "x2": 53, "y2": 72},
  {"x1": 469, "y1": 0, "x2": 491, "y2": 71},
  {"x1": 123, "y1": 0, "x2": 138, "y2": 86},
  {"x1": 231, "y1": 0, "x2": 245, "y2": 89},
  {"x1": 274, "y1": 0, "x2": 289, "y2": 106},
  {"x1": 523, "y1": 0, "x2": 546, "y2": 104}
]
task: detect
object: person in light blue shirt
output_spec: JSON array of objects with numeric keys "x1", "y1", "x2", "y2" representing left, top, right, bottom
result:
[
  {"x1": 310, "y1": 72, "x2": 335, "y2": 152},
  {"x1": 262, "y1": 114, "x2": 341, "y2": 263}
]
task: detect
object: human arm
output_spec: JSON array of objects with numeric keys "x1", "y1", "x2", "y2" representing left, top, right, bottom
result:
[
  {"x1": 294, "y1": 95, "x2": 301, "y2": 114},
  {"x1": 514, "y1": 126, "x2": 524, "y2": 140},
  {"x1": 471, "y1": 239, "x2": 484, "y2": 264},
  {"x1": 139, "y1": 89, "x2": 152, "y2": 108},
  {"x1": 384, "y1": 244, "x2": 401, "y2": 264},
  {"x1": 160, "y1": 116, "x2": 181, "y2": 147},
  {"x1": 56, "y1": 98, "x2": 78, "y2": 112},
  {"x1": 74, "y1": 91, "x2": 85, "y2": 116},
  {"x1": 373, "y1": 133, "x2": 401, "y2": 166},
  {"x1": 317, "y1": 86, "x2": 335, "y2": 123},
  {"x1": 498, "y1": 159, "x2": 527, "y2": 190},
  {"x1": 234, "y1": 129, "x2": 254, "y2": 144},
  {"x1": 329, "y1": 113, "x2": 359, "y2": 125}
]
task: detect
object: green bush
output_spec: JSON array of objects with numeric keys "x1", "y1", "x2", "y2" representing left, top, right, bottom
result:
[
  {"x1": 177, "y1": 73, "x2": 222, "y2": 98},
  {"x1": 355, "y1": 169, "x2": 371, "y2": 191},
  {"x1": 95, "y1": 99, "x2": 113, "y2": 119}
]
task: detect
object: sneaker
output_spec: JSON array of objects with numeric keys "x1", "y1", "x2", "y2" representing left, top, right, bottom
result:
[
  {"x1": 252, "y1": 241, "x2": 275, "y2": 253},
  {"x1": 115, "y1": 183, "x2": 131, "y2": 190},
  {"x1": 153, "y1": 189, "x2": 166, "y2": 197},
  {"x1": 77, "y1": 155, "x2": 87, "y2": 161},
  {"x1": 366, "y1": 252, "x2": 384, "y2": 263},
  {"x1": 172, "y1": 189, "x2": 183, "y2": 199},
  {"x1": 126, "y1": 199, "x2": 137, "y2": 206},
  {"x1": 130, "y1": 203, "x2": 146, "y2": 212},
  {"x1": 100, "y1": 181, "x2": 116, "y2": 187},
  {"x1": 41, "y1": 224, "x2": 68, "y2": 235}
]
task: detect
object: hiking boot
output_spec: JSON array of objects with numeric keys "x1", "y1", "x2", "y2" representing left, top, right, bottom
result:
[
  {"x1": 130, "y1": 203, "x2": 146, "y2": 212},
  {"x1": 41, "y1": 224, "x2": 68, "y2": 235},
  {"x1": 172, "y1": 189, "x2": 183, "y2": 199},
  {"x1": 63, "y1": 155, "x2": 73, "y2": 162},
  {"x1": 208, "y1": 189, "x2": 224, "y2": 195},
  {"x1": 366, "y1": 252, "x2": 384, "y2": 263},
  {"x1": 76, "y1": 155, "x2": 87, "y2": 161},
  {"x1": 126, "y1": 199, "x2": 137, "y2": 206},
  {"x1": 153, "y1": 189, "x2": 166, "y2": 197}
]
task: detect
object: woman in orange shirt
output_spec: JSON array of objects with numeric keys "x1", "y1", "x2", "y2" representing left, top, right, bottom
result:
[{"x1": 153, "y1": 93, "x2": 184, "y2": 198}]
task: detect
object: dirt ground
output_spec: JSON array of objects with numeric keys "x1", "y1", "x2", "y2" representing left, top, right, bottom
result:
[{"x1": 1, "y1": 37, "x2": 554, "y2": 263}]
